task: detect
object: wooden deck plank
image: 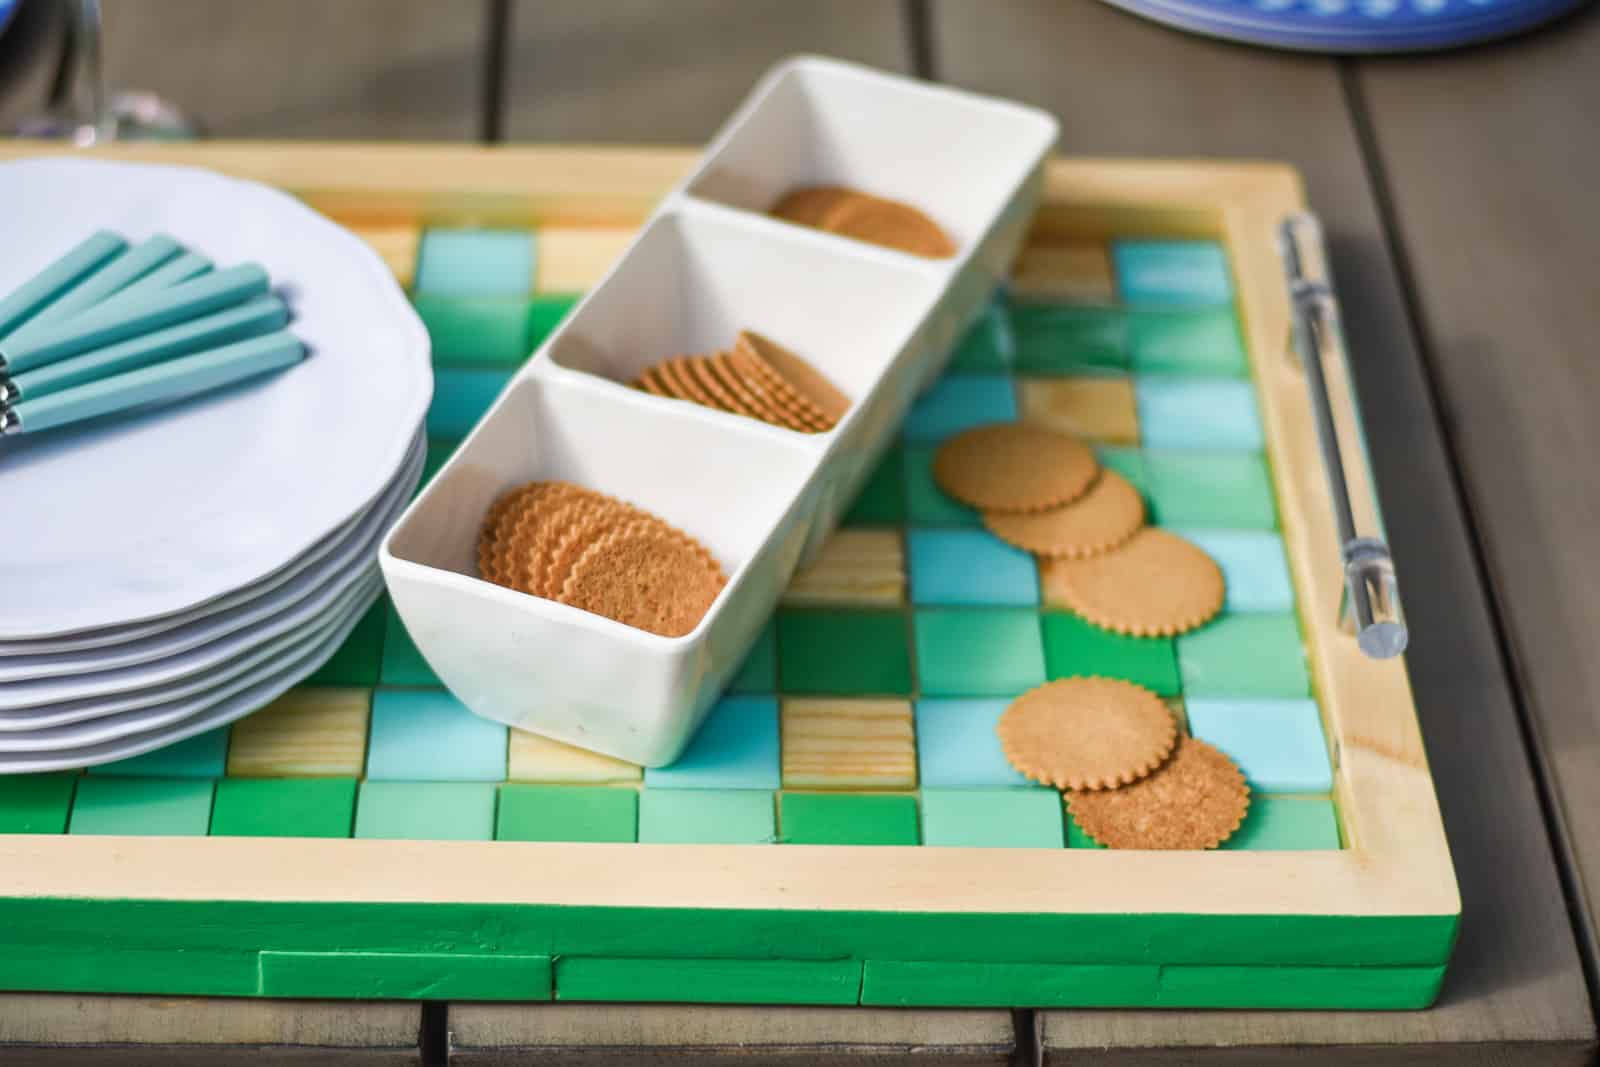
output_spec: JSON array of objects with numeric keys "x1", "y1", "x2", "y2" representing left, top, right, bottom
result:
[
  {"x1": 927, "y1": 0, "x2": 1594, "y2": 1057},
  {"x1": 1357, "y1": 5, "x2": 1600, "y2": 981},
  {"x1": 502, "y1": 0, "x2": 910, "y2": 142}
]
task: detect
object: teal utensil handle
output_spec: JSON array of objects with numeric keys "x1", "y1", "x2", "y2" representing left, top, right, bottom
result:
[
  {"x1": 6, "y1": 330, "x2": 305, "y2": 435},
  {"x1": 107, "y1": 251, "x2": 213, "y2": 303},
  {"x1": 0, "y1": 231, "x2": 126, "y2": 340},
  {"x1": 0, "y1": 264, "x2": 270, "y2": 375},
  {"x1": 7, "y1": 295, "x2": 288, "y2": 403},
  {"x1": 8, "y1": 235, "x2": 183, "y2": 341}
]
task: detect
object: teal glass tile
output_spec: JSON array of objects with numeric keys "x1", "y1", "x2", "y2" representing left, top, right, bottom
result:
[
  {"x1": 68, "y1": 777, "x2": 214, "y2": 836},
  {"x1": 303, "y1": 597, "x2": 386, "y2": 686},
  {"x1": 913, "y1": 610, "x2": 1047, "y2": 697},
  {"x1": 778, "y1": 610, "x2": 912, "y2": 696},
  {"x1": 1095, "y1": 446, "x2": 1148, "y2": 495},
  {"x1": 727, "y1": 619, "x2": 777, "y2": 694},
  {"x1": 366, "y1": 689, "x2": 507, "y2": 781},
  {"x1": 902, "y1": 375, "x2": 1017, "y2": 444},
  {"x1": 380, "y1": 603, "x2": 440, "y2": 686},
  {"x1": 780, "y1": 792, "x2": 920, "y2": 845},
  {"x1": 1112, "y1": 240, "x2": 1232, "y2": 306},
  {"x1": 1144, "y1": 450, "x2": 1276, "y2": 529},
  {"x1": 908, "y1": 529, "x2": 1038, "y2": 606},
  {"x1": 496, "y1": 784, "x2": 637, "y2": 843},
  {"x1": 1127, "y1": 307, "x2": 1247, "y2": 376},
  {"x1": 1225, "y1": 795, "x2": 1341, "y2": 850},
  {"x1": 637, "y1": 788, "x2": 775, "y2": 844},
  {"x1": 920, "y1": 788, "x2": 1064, "y2": 848},
  {"x1": 644, "y1": 696, "x2": 780, "y2": 790},
  {"x1": 1010, "y1": 303, "x2": 1129, "y2": 374},
  {"x1": 210, "y1": 777, "x2": 357, "y2": 838},
  {"x1": 90, "y1": 727, "x2": 228, "y2": 778},
  {"x1": 1136, "y1": 379, "x2": 1263, "y2": 451},
  {"x1": 0, "y1": 773, "x2": 76, "y2": 834},
  {"x1": 415, "y1": 229, "x2": 535, "y2": 296},
  {"x1": 412, "y1": 294, "x2": 534, "y2": 366},
  {"x1": 353, "y1": 781, "x2": 496, "y2": 840},
  {"x1": 903, "y1": 444, "x2": 982, "y2": 527},
  {"x1": 915, "y1": 698, "x2": 1033, "y2": 788},
  {"x1": 528, "y1": 293, "x2": 579, "y2": 347},
  {"x1": 1187, "y1": 699, "x2": 1334, "y2": 793},
  {"x1": 1178, "y1": 529, "x2": 1294, "y2": 613},
  {"x1": 947, "y1": 300, "x2": 1012, "y2": 373},
  {"x1": 1178, "y1": 614, "x2": 1310, "y2": 698},
  {"x1": 427, "y1": 367, "x2": 514, "y2": 439},
  {"x1": 843, "y1": 444, "x2": 907, "y2": 526}
]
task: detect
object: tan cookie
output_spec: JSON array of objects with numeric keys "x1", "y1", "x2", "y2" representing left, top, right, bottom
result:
[
  {"x1": 770, "y1": 185, "x2": 858, "y2": 228},
  {"x1": 997, "y1": 677, "x2": 1178, "y2": 791},
  {"x1": 983, "y1": 470, "x2": 1145, "y2": 558},
  {"x1": 521, "y1": 495, "x2": 628, "y2": 597},
  {"x1": 1046, "y1": 527, "x2": 1225, "y2": 638},
  {"x1": 478, "y1": 482, "x2": 582, "y2": 587},
  {"x1": 632, "y1": 367, "x2": 671, "y2": 397},
  {"x1": 558, "y1": 524, "x2": 728, "y2": 637},
  {"x1": 538, "y1": 507, "x2": 641, "y2": 599},
  {"x1": 706, "y1": 351, "x2": 794, "y2": 429},
  {"x1": 1067, "y1": 736, "x2": 1250, "y2": 850},
  {"x1": 736, "y1": 330, "x2": 849, "y2": 425},
  {"x1": 494, "y1": 484, "x2": 605, "y2": 592},
  {"x1": 933, "y1": 423, "x2": 1099, "y2": 513},
  {"x1": 681, "y1": 354, "x2": 747, "y2": 416},
  {"x1": 657, "y1": 356, "x2": 721, "y2": 410},
  {"x1": 819, "y1": 192, "x2": 956, "y2": 259},
  {"x1": 727, "y1": 345, "x2": 832, "y2": 431}
]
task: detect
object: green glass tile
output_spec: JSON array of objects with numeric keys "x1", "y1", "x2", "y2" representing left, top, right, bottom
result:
[
  {"x1": 528, "y1": 293, "x2": 579, "y2": 347},
  {"x1": 947, "y1": 302, "x2": 1011, "y2": 373},
  {"x1": 780, "y1": 792, "x2": 919, "y2": 845},
  {"x1": 380, "y1": 604, "x2": 439, "y2": 687},
  {"x1": 921, "y1": 788, "x2": 1064, "y2": 848},
  {"x1": 1011, "y1": 303, "x2": 1129, "y2": 375},
  {"x1": 68, "y1": 778, "x2": 214, "y2": 836},
  {"x1": 1178, "y1": 614, "x2": 1310, "y2": 698},
  {"x1": 412, "y1": 294, "x2": 534, "y2": 367},
  {"x1": 210, "y1": 777, "x2": 357, "y2": 838},
  {"x1": 1065, "y1": 810, "x2": 1104, "y2": 849},
  {"x1": 637, "y1": 789, "x2": 775, "y2": 844},
  {"x1": 0, "y1": 773, "x2": 76, "y2": 834},
  {"x1": 913, "y1": 610, "x2": 1046, "y2": 697},
  {"x1": 1225, "y1": 795, "x2": 1341, "y2": 850},
  {"x1": 1128, "y1": 307, "x2": 1247, "y2": 376},
  {"x1": 1041, "y1": 612, "x2": 1180, "y2": 695},
  {"x1": 1095, "y1": 446, "x2": 1148, "y2": 495},
  {"x1": 353, "y1": 781, "x2": 496, "y2": 841},
  {"x1": 304, "y1": 597, "x2": 386, "y2": 687},
  {"x1": 497, "y1": 785, "x2": 637, "y2": 843},
  {"x1": 778, "y1": 610, "x2": 912, "y2": 696},
  {"x1": 90, "y1": 727, "x2": 227, "y2": 778},
  {"x1": 727, "y1": 619, "x2": 777, "y2": 694},
  {"x1": 903, "y1": 444, "x2": 981, "y2": 527},
  {"x1": 1144, "y1": 450, "x2": 1277, "y2": 529},
  {"x1": 843, "y1": 444, "x2": 906, "y2": 526},
  {"x1": 555, "y1": 956, "x2": 859, "y2": 1005}
]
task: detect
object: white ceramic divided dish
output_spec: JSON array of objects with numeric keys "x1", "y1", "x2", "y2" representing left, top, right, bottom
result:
[
  {"x1": 382, "y1": 56, "x2": 1057, "y2": 767},
  {"x1": 0, "y1": 158, "x2": 431, "y2": 640}
]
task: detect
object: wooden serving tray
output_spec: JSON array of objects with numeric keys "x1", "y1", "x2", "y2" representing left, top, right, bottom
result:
[{"x1": 0, "y1": 143, "x2": 1459, "y2": 1009}]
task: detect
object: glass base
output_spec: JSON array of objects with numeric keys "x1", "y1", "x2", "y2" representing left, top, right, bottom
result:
[{"x1": 15, "y1": 90, "x2": 198, "y2": 143}]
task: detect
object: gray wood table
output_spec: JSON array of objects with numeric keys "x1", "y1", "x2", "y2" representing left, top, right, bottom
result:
[{"x1": 2, "y1": 0, "x2": 1597, "y2": 1062}]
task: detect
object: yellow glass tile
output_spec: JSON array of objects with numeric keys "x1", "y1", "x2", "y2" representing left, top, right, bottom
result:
[
  {"x1": 508, "y1": 729, "x2": 642, "y2": 784},
  {"x1": 1019, "y1": 377, "x2": 1140, "y2": 445},
  {"x1": 1009, "y1": 243, "x2": 1115, "y2": 303},
  {"x1": 226, "y1": 687, "x2": 370, "y2": 777},
  {"x1": 781, "y1": 698, "x2": 917, "y2": 790},
  {"x1": 535, "y1": 227, "x2": 635, "y2": 294},
  {"x1": 353, "y1": 225, "x2": 420, "y2": 288},
  {"x1": 782, "y1": 530, "x2": 905, "y2": 608}
]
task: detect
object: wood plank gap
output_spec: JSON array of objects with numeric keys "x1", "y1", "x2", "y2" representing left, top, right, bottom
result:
[
  {"x1": 903, "y1": 0, "x2": 938, "y2": 80},
  {"x1": 420, "y1": 1000, "x2": 448, "y2": 1066},
  {"x1": 481, "y1": 0, "x2": 511, "y2": 143},
  {"x1": 1338, "y1": 57, "x2": 1600, "y2": 1023},
  {"x1": 1014, "y1": 1007, "x2": 1041, "y2": 1067}
]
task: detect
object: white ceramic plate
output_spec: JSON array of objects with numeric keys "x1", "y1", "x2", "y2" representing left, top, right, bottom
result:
[
  {"x1": 0, "y1": 579, "x2": 381, "y2": 773},
  {"x1": 0, "y1": 157, "x2": 431, "y2": 640},
  {"x1": 0, "y1": 431, "x2": 422, "y2": 681}
]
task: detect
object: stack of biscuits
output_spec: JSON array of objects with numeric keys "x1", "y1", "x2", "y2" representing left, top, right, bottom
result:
[
  {"x1": 630, "y1": 329, "x2": 849, "y2": 434},
  {"x1": 477, "y1": 482, "x2": 726, "y2": 639},
  {"x1": 770, "y1": 185, "x2": 956, "y2": 259}
]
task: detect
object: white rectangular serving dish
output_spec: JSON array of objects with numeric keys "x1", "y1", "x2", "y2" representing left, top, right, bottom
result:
[{"x1": 380, "y1": 56, "x2": 1058, "y2": 766}]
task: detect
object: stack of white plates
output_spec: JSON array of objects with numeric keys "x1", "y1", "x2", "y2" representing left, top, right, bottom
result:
[{"x1": 0, "y1": 159, "x2": 431, "y2": 772}]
